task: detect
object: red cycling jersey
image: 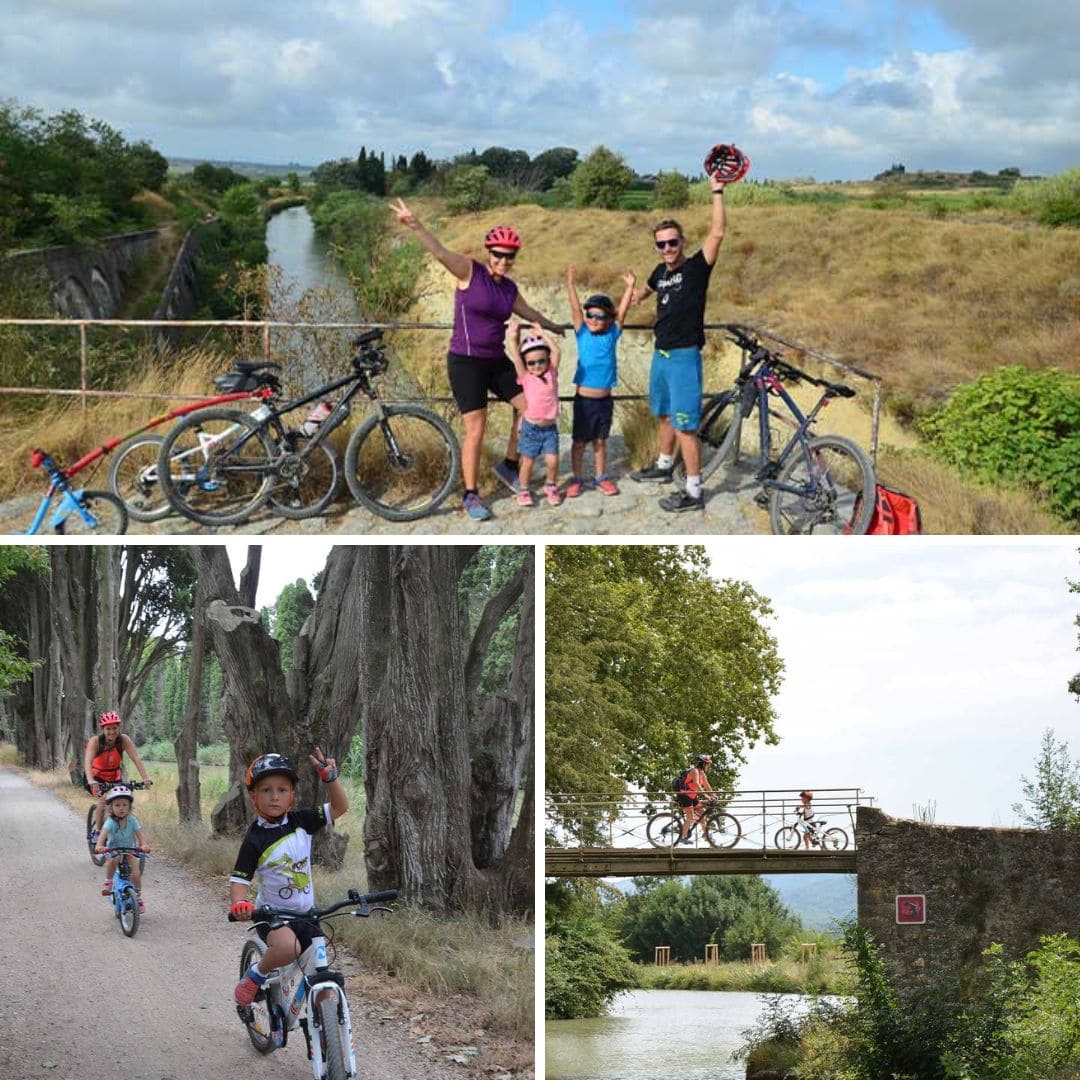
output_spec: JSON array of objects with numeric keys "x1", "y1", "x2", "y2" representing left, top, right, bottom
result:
[{"x1": 90, "y1": 736, "x2": 123, "y2": 781}]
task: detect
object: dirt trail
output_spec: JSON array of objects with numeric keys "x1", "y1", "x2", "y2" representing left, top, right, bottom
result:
[{"x1": 0, "y1": 767, "x2": 450, "y2": 1080}]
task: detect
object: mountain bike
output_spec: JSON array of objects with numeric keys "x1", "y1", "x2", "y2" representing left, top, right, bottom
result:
[
  {"x1": 685, "y1": 324, "x2": 876, "y2": 535},
  {"x1": 101, "y1": 846, "x2": 151, "y2": 938},
  {"x1": 230, "y1": 888, "x2": 397, "y2": 1079},
  {"x1": 107, "y1": 364, "x2": 282, "y2": 521},
  {"x1": 86, "y1": 779, "x2": 147, "y2": 867},
  {"x1": 157, "y1": 330, "x2": 460, "y2": 526},
  {"x1": 645, "y1": 798, "x2": 742, "y2": 848},
  {"x1": 19, "y1": 448, "x2": 128, "y2": 535},
  {"x1": 774, "y1": 817, "x2": 849, "y2": 851}
]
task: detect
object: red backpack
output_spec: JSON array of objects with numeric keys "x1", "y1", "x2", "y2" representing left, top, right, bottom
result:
[{"x1": 861, "y1": 485, "x2": 924, "y2": 535}]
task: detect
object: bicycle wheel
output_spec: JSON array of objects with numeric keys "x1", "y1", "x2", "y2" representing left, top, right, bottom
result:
[
  {"x1": 157, "y1": 407, "x2": 277, "y2": 526},
  {"x1": 268, "y1": 442, "x2": 341, "y2": 520},
  {"x1": 57, "y1": 490, "x2": 128, "y2": 535},
  {"x1": 344, "y1": 405, "x2": 460, "y2": 522},
  {"x1": 674, "y1": 390, "x2": 744, "y2": 483},
  {"x1": 317, "y1": 995, "x2": 350, "y2": 1080},
  {"x1": 108, "y1": 434, "x2": 172, "y2": 522},
  {"x1": 774, "y1": 825, "x2": 801, "y2": 850},
  {"x1": 119, "y1": 886, "x2": 139, "y2": 937},
  {"x1": 87, "y1": 805, "x2": 106, "y2": 867},
  {"x1": 768, "y1": 434, "x2": 875, "y2": 536},
  {"x1": 645, "y1": 811, "x2": 682, "y2": 848},
  {"x1": 820, "y1": 827, "x2": 849, "y2": 851},
  {"x1": 704, "y1": 811, "x2": 742, "y2": 849},
  {"x1": 239, "y1": 940, "x2": 275, "y2": 1054}
]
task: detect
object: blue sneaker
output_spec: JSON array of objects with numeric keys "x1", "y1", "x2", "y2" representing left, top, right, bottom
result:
[
  {"x1": 492, "y1": 460, "x2": 521, "y2": 493},
  {"x1": 462, "y1": 493, "x2": 492, "y2": 521}
]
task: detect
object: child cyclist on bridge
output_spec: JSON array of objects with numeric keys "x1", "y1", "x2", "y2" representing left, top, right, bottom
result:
[{"x1": 229, "y1": 749, "x2": 348, "y2": 1006}]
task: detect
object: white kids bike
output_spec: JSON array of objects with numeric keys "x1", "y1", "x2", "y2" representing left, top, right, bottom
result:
[{"x1": 230, "y1": 888, "x2": 397, "y2": 1080}]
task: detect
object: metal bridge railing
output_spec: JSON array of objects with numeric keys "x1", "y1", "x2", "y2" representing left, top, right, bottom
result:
[{"x1": 546, "y1": 788, "x2": 874, "y2": 851}]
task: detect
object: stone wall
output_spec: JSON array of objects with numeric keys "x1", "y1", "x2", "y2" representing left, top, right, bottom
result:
[
  {"x1": 152, "y1": 227, "x2": 201, "y2": 341},
  {"x1": 856, "y1": 806, "x2": 1080, "y2": 993}
]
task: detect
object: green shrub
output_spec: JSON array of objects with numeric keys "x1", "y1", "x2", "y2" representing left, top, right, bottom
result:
[
  {"x1": 653, "y1": 172, "x2": 690, "y2": 209},
  {"x1": 545, "y1": 911, "x2": 638, "y2": 1018},
  {"x1": 571, "y1": 146, "x2": 633, "y2": 209},
  {"x1": 1008, "y1": 168, "x2": 1080, "y2": 228},
  {"x1": 917, "y1": 365, "x2": 1080, "y2": 523}
]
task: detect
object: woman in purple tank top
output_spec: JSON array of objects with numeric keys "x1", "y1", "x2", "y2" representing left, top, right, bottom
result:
[{"x1": 390, "y1": 198, "x2": 564, "y2": 521}]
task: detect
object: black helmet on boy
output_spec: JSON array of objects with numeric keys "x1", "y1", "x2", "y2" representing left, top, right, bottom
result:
[{"x1": 245, "y1": 753, "x2": 299, "y2": 789}]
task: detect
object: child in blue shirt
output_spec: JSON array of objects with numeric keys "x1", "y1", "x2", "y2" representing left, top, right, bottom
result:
[
  {"x1": 94, "y1": 785, "x2": 149, "y2": 911},
  {"x1": 565, "y1": 265, "x2": 635, "y2": 497}
]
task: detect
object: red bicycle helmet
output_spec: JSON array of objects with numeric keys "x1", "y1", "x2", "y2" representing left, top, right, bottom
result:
[
  {"x1": 704, "y1": 144, "x2": 751, "y2": 185},
  {"x1": 99, "y1": 711, "x2": 122, "y2": 727},
  {"x1": 484, "y1": 225, "x2": 522, "y2": 250}
]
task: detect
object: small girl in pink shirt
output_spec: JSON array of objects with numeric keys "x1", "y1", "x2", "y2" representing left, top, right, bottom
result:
[{"x1": 508, "y1": 323, "x2": 562, "y2": 507}]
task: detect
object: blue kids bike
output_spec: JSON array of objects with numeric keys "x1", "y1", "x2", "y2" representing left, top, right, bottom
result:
[
  {"x1": 102, "y1": 846, "x2": 150, "y2": 938},
  {"x1": 22, "y1": 448, "x2": 128, "y2": 535}
]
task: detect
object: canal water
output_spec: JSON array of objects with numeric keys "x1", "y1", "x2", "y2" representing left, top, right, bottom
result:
[
  {"x1": 546, "y1": 989, "x2": 813, "y2": 1080},
  {"x1": 265, "y1": 204, "x2": 354, "y2": 301}
]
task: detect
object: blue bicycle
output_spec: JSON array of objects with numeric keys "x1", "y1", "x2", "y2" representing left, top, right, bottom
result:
[
  {"x1": 20, "y1": 449, "x2": 128, "y2": 535},
  {"x1": 688, "y1": 325, "x2": 876, "y2": 535},
  {"x1": 101, "y1": 846, "x2": 150, "y2": 938}
]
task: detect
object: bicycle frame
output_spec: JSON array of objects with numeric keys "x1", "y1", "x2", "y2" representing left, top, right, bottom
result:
[{"x1": 25, "y1": 474, "x2": 101, "y2": 533}]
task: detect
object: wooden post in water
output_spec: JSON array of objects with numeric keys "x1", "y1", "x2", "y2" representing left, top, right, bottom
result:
[
  {"x1": 799, "y1": 943, "x2": 818, "y2": 962},
  {"x1": 654, "y1": 945, "x2": 671, "y2": 966},
  {"x1": 751, "y1": 943, "x2": 767, "y2": 964},
  {"x1": 704, "y1": 943, "x2": 719, "y2": 965}
]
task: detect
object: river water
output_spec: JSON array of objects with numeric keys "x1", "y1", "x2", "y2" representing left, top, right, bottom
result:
[
  {"x1": 546, "y1": 989, "x2": 811, "y2": 1080},
  {"x1": 265, "y1": 204, "x2": 354, "y2": 300}
]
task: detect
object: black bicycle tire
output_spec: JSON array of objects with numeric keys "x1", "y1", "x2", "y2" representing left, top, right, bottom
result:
[
  {"x1": 768, "y1": 434, "x2": 876, "y2": 536},
  {"x1": 774, "y1": 825, "x2": 801, "y2": 850},
  {"x1": 267, "y1": 441, "x2": 341, "y2": 520},
  {"x1": 673, "y1": 390, "x2": 744, "y2": 483},
  {"x1": 821, "y1": 827, "x2": 849, "y2": 852},
  {"x1": 239, "y1": 939, "x2": 276, "y2": 1054},
  {"x1": 108, "y1": 434, "x2": 172, "y2": 522},
  {"x1": 704, "y1": 810, "x2": 742, "y2": 849},
  {"x1": 87, "y1": 804, "x2": 106, "y2": 866},
  {"x1": 156, "y1": 407, "x2": 277, "y2": 527},
  {"x1": 119, "y1": 885, "x2": 139, "y2": 937},
  {"x1": 343, "y1": 405, "x2": 460, "y2": 522},
  {"x1": 57, "y1": 490, "x2": 128, "y2": 536},
  {"x1": 645, "y1": 811, "x2": 681, "y2": 848},
  {"x1": 318, "y1": 995, "x2": 350, "y2": 1080}
]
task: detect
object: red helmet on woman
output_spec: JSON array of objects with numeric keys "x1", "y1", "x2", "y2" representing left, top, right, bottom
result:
[
  {"x1": 99, "y1": 711, "x2": 122, "y2": 727},
  {"x1": 484, "y1": 225, "x2": 521, "y2": 250}
]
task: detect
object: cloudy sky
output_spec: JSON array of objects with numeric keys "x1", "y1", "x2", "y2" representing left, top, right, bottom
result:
[
  {"x1": 703, "y1": 538, "x2": 1080, "y2": 830},
  {"x1": 3, "y1": 0, "x2": 1077, "y2": 179}
]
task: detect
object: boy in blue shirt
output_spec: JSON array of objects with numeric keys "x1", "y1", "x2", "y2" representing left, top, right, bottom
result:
[{"x1": 564, "y1": 265, "x2": 635, "y2": 497}]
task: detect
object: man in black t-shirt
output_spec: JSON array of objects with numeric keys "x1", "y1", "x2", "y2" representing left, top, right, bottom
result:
[{"x1": 628, "y1": 175, "x2": 728, "y2": 511}]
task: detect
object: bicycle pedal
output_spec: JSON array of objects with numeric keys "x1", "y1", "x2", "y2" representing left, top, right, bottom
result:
[{"x1": 753, "y1": 490, "x2": 769, "y2": 508}]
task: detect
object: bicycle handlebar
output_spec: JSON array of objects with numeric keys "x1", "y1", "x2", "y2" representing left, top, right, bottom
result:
[
  {"x1": 228, "y1": 888, "x2": 398, "y2": 922},
  {"x1": 101, "y1": 847, "x2": 151, "y2": 856}
]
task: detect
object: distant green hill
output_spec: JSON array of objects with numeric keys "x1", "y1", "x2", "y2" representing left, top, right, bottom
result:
[
  {"x1": 167, "y1": 156, "x2": 314, "y2": 179},
  {"x1": 764, "y1": 874, "x2": 856, "y2": 931}
]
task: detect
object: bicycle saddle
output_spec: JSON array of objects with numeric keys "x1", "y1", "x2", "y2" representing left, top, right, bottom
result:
[
  {"x1": 233, "y1": 360, "x2": 282, "y2": 374},
  {"x1": 353, "y1": 329, "x2": 383, "y2": 348},
  {"x1": 822, "y1": 381, "x2": 856, "y2": 398}
]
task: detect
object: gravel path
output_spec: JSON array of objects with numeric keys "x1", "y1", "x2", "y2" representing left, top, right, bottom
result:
[{"x1": 0, "y1": 767, "x2": 453, "y2": 1080}]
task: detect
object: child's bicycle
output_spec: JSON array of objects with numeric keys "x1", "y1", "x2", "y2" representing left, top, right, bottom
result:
[
  {"x1": 686, "y1": 323, "x2": 877, "y2": 535},
  {"x1": 101, "y1": 846, "x2": 151, "y2": 938},
  {"x1": 229, "y1": 889, "x2": 397, "y2": 1080},
  {"x1": 22, "y1": 448, "x2": 129, "y2": 535},
  {"x1": 774, "y1": 816, "x2": 849, "y2": 851},
  {"x1": 645, "y1": 797, "x2": 742, "y2": 849},
  {"x1": 86, "y1": 779, "x2": 147, "y2": 867}
]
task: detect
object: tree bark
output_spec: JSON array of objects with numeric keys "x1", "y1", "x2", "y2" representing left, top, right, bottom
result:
[{"x1": 174, "y1": 577, "x2": 206, "y2": 822}]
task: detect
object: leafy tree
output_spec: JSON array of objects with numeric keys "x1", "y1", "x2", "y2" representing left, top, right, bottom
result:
[
  {"x1": 272, "y1": 578, "x2": 315, "y2": 671},
  {"x1": 191, "y1": 162, "x2": 248, "y2": 194},
  {"x1": 653, "y1": 171, "x2": 690, "y2": 209},
  {"x1": 546, "y1": 546, "x2": 783, "y2": 809},
  {"x1": 445, "y1": 164, "x2": 503, "y2": 213},
  {"x1": 1012, "y1": 728, "x2": 1080, "y2": 830},
  {"x1": 408, "y1": 150, "x2": 434, "y2": 183},
  {"x1": 0, "y1": 548, "x2": 47, "y2": 694},
  {"x1": 286, "y1": 171, "x2": 301, "y2": 193},
  {"x1": 1070, "y1": 559, "x2": 1079, "y2": 700},
  {"x1": 571, "y1": 146, "x2": 633, "y2": 208},
  {"x1": 532, "y1": 146, "x2": 579, "y2": 189}
]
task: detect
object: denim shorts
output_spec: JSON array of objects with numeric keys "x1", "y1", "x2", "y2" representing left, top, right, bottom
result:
[
  {"x1": 648, "y1": 347, "x2": 702, "y2": 431},
  {"x1": 572, "y1": 394, "x2": 614, "y2": 442},
  {"x1": 518, "y1": 419, "x2": 559, "y2": 458}
]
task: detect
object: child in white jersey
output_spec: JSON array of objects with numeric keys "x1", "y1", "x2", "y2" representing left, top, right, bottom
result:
[
  {"x1": 507, "y1": 323, "x2": 563, "y2": 507},
  {"x1": 229, "y1": 749, "x2": 348, "y2": 1006}
]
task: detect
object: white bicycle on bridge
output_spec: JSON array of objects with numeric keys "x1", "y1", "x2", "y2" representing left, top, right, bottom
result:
[{"x1": 774, "y1": 816, "x2": 849, "y2": 851}]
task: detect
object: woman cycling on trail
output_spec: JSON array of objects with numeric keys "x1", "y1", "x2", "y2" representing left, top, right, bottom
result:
[
  {"x1": 83, "y1": 711, "x2": 152, "y2": 840},
  {"x1": 388, "y1": 198, "x2": 564, "y2": 521},
  {"x1": 676, "y1": 753, "x2": 715, "y2": 844}
]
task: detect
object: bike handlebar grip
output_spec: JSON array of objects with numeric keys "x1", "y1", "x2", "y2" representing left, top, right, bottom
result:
[{"x1": 361, "y1": 890, "x2": 398, "y2": 903}]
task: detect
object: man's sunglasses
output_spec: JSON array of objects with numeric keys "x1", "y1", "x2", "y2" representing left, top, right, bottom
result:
[
  {"x1": 655, "y1": 237, "x2": 682, "y2": 250},
  {"x1": 488, "y1": 249, "x2": 517, "y2": 261},
  {"x1": 585, "y1": 310, "x2": 611, "y2": 320}
]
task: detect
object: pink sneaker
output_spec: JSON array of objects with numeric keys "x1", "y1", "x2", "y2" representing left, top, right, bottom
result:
[
  {"x1": 594, "y1": 476, "x2": 619, "y2": 496},
  {"x1": 137, "y1": 897, "x2": 146, "y2": 913},
  {"x1": 565, "y1": 476, "x2": 584, "y2": 498},
  {"x1": 544, "y1": 484, "x2": 563, "y2": 507},
  {"x1": 235, "y1": 977, "x2": 260, "y2": 1006},
  {"x1": 516, "y1": 489, "x2": 535, "y2": 508},
  {"x1": 101, "y1": 881, "x2": 112, "y2": 895}
]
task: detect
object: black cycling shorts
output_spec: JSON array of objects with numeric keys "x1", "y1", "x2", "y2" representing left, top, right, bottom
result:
[
  {"x1": 447, "y1": 352, "x2": 523, "y2": 415},
  {"x1": 257, "y1": 916, "x2": 320, "y2": 954},
  {"x1": 675, "y1": 793, "x2": 699, "y2": 808}
]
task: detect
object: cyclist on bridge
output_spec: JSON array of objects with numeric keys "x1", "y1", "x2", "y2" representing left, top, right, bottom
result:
[
  {"x1": 83, "y1": 710, "x2": 153, "y2": 842},
  {"x1": 676, "y1": 754, "x2": 716, "y2": 844},
  {"x1": 795, "y1": 789, "x2": 817, "y2": 849},
  {"x1": 229, "y1": 749, "x2": 349, "y2": 1007}
]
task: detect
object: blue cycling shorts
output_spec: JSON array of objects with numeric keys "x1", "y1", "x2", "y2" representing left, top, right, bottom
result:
[{"x1": 648, "y1": 347, "x2": 702, "y2": 431}]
